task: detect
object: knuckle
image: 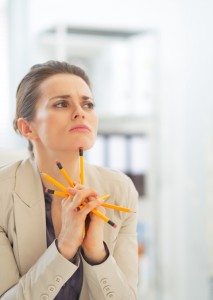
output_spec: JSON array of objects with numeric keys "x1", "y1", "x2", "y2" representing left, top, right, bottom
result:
[
  {"x1": 75, "y1": 190, "x2": 82, "y2": 198},
  {"x1": 86, "y1": 201, "x2": 94, "y2": 210}
]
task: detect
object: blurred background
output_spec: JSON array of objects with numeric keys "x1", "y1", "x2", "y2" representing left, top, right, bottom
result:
[{"x1": 0, "y1": 0, "x2": 213, "y2": 299}]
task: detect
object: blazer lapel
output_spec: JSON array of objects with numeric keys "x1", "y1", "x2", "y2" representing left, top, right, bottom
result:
[{"x1": 13, "y1": 158, "x2": 47, "y2": 275}]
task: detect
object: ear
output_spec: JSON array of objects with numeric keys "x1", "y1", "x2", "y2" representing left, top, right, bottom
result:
[{"x1": 17, "y1": 118, "x2": 38, "y2": 140}]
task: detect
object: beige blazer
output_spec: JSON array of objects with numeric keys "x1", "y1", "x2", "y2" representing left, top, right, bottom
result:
[{"x1": 0, "y1": 158, "x2": 138, "y2": 300}]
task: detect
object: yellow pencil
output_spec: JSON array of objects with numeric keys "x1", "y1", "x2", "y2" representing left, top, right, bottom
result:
[
  {"x1": 79, "y1": 148, "x2": 85, "y2": 184},
  {"x1": 92, "y1": 208, "x2": 117, "y2": 228},
  {"x1": 45, "y1": 188, "x2": 69, "y2": 198},
  {"x1": 41, "y1": 173, "x2": 68, "y2": 193},
  {"x1": 102, "y1": 203, "x2": 136, "y2": 213},
  {"x1": 45, "y1": 190, "x2": 135, "y2": 213},
  {"x1": 100, "y1": 194, "x2": 110, "y2": 201},
  {"x1": 75, "y1": 201, "x2": 117, "y2": 228},
  {"x1": 100, "y1": 195, "x2": 135, "y2": 212},
  {"x1": 55, "y1": 160, "x2": 75, "y2": 187},
  {"x1": 43, "y1": 183, "x2": 117, "y2": 227}
]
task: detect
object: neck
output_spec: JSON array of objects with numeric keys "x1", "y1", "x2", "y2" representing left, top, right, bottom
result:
[{"x1": 33, "y1": 147, "x2": 81, "y2": 190}]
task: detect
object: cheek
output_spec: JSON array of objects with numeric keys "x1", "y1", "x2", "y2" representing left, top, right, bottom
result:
[
  {"x1": 91, "y1": 114, "x2": 98, "y2": 132},
  {"x1": 33, "y1": 111, "x2": 58, "y2": 134},
  {"x1": 36, "y1": 108, "x2": 60, "y2": 126}
]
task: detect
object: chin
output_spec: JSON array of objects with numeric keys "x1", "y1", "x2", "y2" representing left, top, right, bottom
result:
[
  {"x1": 70, "y1": 139, "x2": 96, "y2": 152},
  {"x1": 77, "y1": 142, "x2": 94, "y2": 151},
  {"x1": 53, "y1": 136, "x2": 96, "y2": 153}
]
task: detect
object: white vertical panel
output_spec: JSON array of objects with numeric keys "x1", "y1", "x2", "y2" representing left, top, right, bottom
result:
[
  {"x1": 130, "y1": 136, "x2": 150, "y2": 174},
  {"x1": 108, "y1": 135, "x2": 127, "y2": 172},
  {"x1": 85, "y1": 135, "x2": 105, "y2": 166}
]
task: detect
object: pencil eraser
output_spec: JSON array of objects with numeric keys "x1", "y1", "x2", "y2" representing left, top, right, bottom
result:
[
  {"x1": 55, "y1": 160, "x2": 62, "y2": 169},
  {"x1": 79, "y1": 148, "x2": 83, "y2": 156}
]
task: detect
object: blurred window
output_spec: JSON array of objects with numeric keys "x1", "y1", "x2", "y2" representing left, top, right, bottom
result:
[{"x1": 86, "y1": 133, "x2": 149, "y2": 197}]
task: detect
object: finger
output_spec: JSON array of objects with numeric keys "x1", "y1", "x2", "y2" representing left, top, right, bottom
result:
[
  {"x1": 78, "y1": 197, "x2": 105, "y2": 215},
  {"x1": 61, "y1": 195, "x2": 73, "y2": 207},
  {"x1": 73, "y1": 183, "x2": 85, "y2": 190},
  {"x1": 67, "y1": 187, "x2": 77, "y2": 196},
  {"x1": 72, "y1": 188, "x2": 98, "y2": 207},
  {"x1": 73, "y1": 183, "x2": 95, "y2": 192}
]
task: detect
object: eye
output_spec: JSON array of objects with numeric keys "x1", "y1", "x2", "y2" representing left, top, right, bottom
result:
[
  {"x1": 83, "y1": 102, "x2": 95, "y2": 109},
  {"x1": 54, "y1": 101, "x2": 69, "y2": 108}
]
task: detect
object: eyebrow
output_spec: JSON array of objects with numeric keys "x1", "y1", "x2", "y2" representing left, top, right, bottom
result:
[{"x1": 49, "y1": 94, "x2": 94, "y2": 101}]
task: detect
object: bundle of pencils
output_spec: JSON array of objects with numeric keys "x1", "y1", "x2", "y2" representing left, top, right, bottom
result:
[{"x1": 41, "y1": 148, "x2": 135, "y2": 228}]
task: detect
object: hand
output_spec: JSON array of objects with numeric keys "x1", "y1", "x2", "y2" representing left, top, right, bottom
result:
[
  {"x1": 57, "y1": 185, "x2": 105, "y2": 261},
  {"x1": 74, "y1": 184, "x2": 107, "y2": 264},
  {"x1": 81, "y1": 201, "x2": 107, "y2": 263}
]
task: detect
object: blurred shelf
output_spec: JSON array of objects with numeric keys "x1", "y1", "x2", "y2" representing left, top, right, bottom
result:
[{"x1": 98, "y1": 115, "x2": 153, "y2": 135}]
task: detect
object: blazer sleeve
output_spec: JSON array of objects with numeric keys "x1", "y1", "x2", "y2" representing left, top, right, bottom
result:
[
  {"x1": 0, "y1": 238, "x2": 79, "y2": 300},
  {"x1": 80, "y1": 177, "x2": 139, "y2": 300}
]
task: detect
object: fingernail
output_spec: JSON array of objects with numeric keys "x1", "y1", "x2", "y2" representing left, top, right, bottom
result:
[{"x1": 73, "y1": 207, "x2": 81, "y2": 212}]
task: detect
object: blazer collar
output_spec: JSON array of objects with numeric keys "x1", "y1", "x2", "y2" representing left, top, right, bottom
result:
[
  {"x1": 13, "y1": 158, "x2": 47, "y2": 274},
  {"x1": 15, "y1": 158, "x2": 44, "y2": 207}
]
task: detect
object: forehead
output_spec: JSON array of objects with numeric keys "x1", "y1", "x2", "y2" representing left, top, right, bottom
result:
[{"x1": 39, "y1": 73, "x2": 92, "y2": 97}]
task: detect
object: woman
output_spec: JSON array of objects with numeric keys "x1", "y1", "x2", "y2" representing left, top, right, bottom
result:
[{"x1": 0, "y1": 61, "x2": 138, "y2": 300}]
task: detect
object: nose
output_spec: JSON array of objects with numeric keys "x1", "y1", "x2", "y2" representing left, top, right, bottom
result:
[{"x1": 71, "y1": 104, "x2": 85, "y2": 120}]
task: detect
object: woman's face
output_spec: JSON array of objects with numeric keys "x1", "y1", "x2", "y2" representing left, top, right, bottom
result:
[{"x1": 30, "y1": 73, "x2": 98, "y2": 153}]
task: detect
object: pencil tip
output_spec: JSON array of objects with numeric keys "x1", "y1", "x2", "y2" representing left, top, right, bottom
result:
[{"x1": 101, "y1": 194, "x2": 110, "y2": 200}]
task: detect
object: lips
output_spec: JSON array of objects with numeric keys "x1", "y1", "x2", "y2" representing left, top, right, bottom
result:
[{"x1": 69, "y1": 124, "x2": 91, "y2": 132}]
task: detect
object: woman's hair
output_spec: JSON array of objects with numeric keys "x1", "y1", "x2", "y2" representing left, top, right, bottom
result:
[{"x1": 13, "y1": 60, "x2": 91, "y2": 155}]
